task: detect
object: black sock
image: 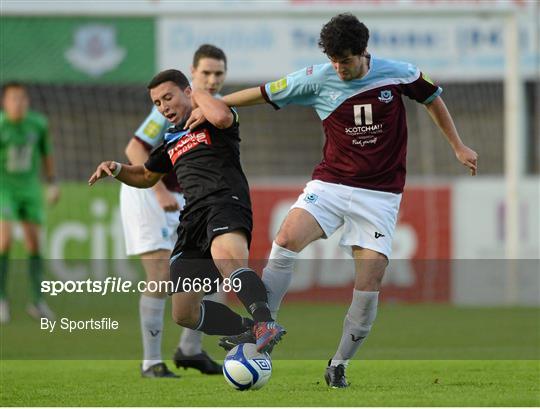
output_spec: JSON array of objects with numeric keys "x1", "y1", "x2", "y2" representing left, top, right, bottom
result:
[
  {"x1": 196, "y1": 300, "x2": 247, "y2": 335},
  {"x1": 230, "y1": 268, "x2": 272, "y2": 323}
]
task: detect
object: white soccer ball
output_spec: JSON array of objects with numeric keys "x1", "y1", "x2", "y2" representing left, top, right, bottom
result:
[{"x1": 223, "y1": 343, "x2": 272, "y2": 390}]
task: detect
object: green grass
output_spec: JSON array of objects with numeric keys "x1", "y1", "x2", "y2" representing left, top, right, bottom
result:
[
  {"x1": 1, "y1": 279, "x2": 539, "y2": 406},
  {"x1": 1, "y1": 360, "x2": 538, "y2": 406}
]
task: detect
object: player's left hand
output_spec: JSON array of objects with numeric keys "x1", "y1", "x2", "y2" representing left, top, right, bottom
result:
[
  {"x1": 455, "y1": 144, "x2": 478, "y2": 176},
  {"x1": 46, "y1": 184, "x2": 60, "y2": 205},
  {"x1": 88, "y1": 161, "x2": 117, "y2": 186},
  {"x1": 184, "y1": 107, "x2": 206, "y2": 130}
]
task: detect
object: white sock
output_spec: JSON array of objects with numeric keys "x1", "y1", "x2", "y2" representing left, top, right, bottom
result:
[
  {"x1": 331, "y1": 290, "x2": 379, "y2": 367},
  {"x1": 139, "y1": 295, "x2": 166, "y2": 371},
  {"x1": 178, "y1": 328, "x2": 203, "y2": 356},
  {"x1": 262, "y1": 242, "x2": 298, "y2": 319}
]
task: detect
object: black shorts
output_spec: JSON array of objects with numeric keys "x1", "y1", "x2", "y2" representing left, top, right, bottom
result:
[
  {"x1": 169, "y1": 202, "x2": 252, "y2": 294},
  {"x1": 173, "y1": 202, "x2": 252, "y2": 255}
]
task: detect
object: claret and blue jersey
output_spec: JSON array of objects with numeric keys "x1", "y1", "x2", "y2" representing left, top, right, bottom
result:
[{"x1": 261, "y1": 56, "x2": 442, "y2": 193}]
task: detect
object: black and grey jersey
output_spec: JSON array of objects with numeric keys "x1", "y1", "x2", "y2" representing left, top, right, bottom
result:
[{"x1": 145, "y1": 109, "x2": 251, "y2": 216}]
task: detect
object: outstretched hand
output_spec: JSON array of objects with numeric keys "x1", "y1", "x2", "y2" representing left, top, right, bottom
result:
[
  {"x1": 455, "y1": 144, "x2": 478, "y2": 176},
  {"x1": 184, "y1": 107, "x2": 206, "y2": 131},
  {"x1": 88, "y1": 161, "x2": 118, "y2": 186}
]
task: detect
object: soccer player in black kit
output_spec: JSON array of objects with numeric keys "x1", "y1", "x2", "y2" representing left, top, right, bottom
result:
[{"x1": 89, "y1": 69, "x2": 286, "y2": 353}]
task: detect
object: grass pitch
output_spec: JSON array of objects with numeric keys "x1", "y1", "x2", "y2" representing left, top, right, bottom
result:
[
  {"x1": 1, "y1": 359, "x2": 538, "y2": 406},
  {"x1": 1, "y1": 288, "x2": 539, "y2": 406}
]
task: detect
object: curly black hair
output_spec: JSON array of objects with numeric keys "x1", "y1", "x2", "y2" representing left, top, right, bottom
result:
[{"x1": 318, "y1": 13, "x2": 369, "y2": 59}]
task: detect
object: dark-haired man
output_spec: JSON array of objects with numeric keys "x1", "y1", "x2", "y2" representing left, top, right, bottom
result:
[
  {"x1": 191, "y1": 13, "x2": 478, "y2": 387},
  {"x1": 90, "y1": 69, "x2": 286, "y2": 358},
  {"x1": 120, "y1": 45, "x2": 227, "y2": 378},
  {"x1": 0, "y1": 82, "x2": 60, "y2": 324}
]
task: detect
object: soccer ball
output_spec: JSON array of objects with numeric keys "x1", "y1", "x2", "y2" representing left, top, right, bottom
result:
[{"x1": 223, "y1": 343, "x2": 272, "y2": 390}]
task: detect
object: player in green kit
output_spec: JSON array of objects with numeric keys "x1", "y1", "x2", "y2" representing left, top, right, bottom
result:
[{"x1": 0, "y1": 82, "x2": 60, "y2": 324}]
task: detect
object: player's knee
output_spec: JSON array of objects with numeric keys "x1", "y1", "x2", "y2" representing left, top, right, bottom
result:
[
  {"x1": 274, "y1": 231, "x2": 302, "y2": 252},
  {"x1": 354, "y1": 277, "x2": 383, "y2": 292}
]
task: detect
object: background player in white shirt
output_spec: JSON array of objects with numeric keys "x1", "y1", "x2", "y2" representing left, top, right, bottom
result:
[
  {"x1": 188, "y1": 14, "x2": 478, "y2": 388},
  {"x1": 120, "y1": 45, "x2": 227, "y2": 378}
]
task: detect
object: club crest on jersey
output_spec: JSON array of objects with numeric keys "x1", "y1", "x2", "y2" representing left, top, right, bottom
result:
[
  {"x1": 378, "y1": 90, "x2": 393, "y2": 103},
  {"x1": 304, "y1": 193, "x2": 318, "y2": 204}
]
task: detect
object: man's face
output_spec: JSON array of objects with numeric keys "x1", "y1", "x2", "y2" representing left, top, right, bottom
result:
[
  {"x1": 191, "y1": 57, "x2": 226, "y2": 95},
  {"x1": 150, "y1": 81, "x2": 192, "y2": 125},
  {"x1": 2, "y1": 86, "x2": 29, "y2": 122},
  {"x1": 330, "y1": 52, "x2": 365, "y2": 81}
]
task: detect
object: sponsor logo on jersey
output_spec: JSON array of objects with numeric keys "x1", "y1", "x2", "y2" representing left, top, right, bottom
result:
[
  {"x1": 378, "y1": 90, "x2": 393, "y2": 103},
  {"x1": 346, "y1": 104, "x2": 383, "y2": 139},
  {"x1": 269, "y1": 78, "x2": 287, "y2": 94},
  {"x1": 143, "y1": 120, "x2": 162, "y2": 139},
  {"x1": 352, "y1": 136, "x2": 378, "y2": 147},
  {"x1": 65, "y1": 24, "x2": 126, "y2": 77},
  {"x1": 306, "y1": 66, "x2": 313, "y2": 76},
  {"x1": 303, "y1": 193, "x2": 318, "y2": 204},
  {"x1": 168, "y1": 129, "x2": 212, "y2": 164}
]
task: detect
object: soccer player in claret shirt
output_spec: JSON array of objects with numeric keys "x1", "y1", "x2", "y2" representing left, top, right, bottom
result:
[
  {"x1": 89, "y1": 69, "x2": 286, "y2": 355},
  {"x1": 0, "y1": 82, "x2": 60, "y2": 324},
  {"x1": 189, "y1": 13, "x2": 478, "y2": 388},
  {"x1": 120, "y1": 45, "x2": 226, "y2": 378}
]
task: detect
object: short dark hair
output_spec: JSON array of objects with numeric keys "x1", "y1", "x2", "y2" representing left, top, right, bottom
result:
[
  {"x1": 147, "y1": 69, "x2": 190, "y2": 91},
  {"x1": 318, "y1": 13, "x2": 369, "y2": 59},
  {"x1": 2, "y1": 81, "x2": 27, "y2": 95},
  {"x1": 193, "y1": 44, "x2": 227, "y2": 70}
]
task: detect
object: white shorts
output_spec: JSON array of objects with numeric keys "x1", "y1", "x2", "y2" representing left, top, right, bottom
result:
[
  {"x1": 120, "y1": 184, "x2": 185, "y2": 256},
  {"x1": 291, "y1": 180, "x2": 402, "y2": 258}
]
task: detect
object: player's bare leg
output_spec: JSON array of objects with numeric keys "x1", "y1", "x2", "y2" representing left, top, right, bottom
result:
[
  {"x1": 218, "y1": 209, "x2": 323, "y2": 351},
  {"x1": 211, "y1": 231, "x2": 286, "y2": 353},
  {"x1": 171, "y1": 290, "x2": 206, "y2": 328},
  {"x1": 0, "y1": 221, "x2": 12, "y2": 323},
  {"x1": 326, "y1": 246, "x2": 387, "y2": 388},
  {"x1": 20, "y1": 222, "x2": 54, "y2": 321}
]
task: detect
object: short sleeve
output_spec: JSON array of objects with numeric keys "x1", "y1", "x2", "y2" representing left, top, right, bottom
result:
[
  {"x1": 260, "y1": 66, "x2": 319, "y2": 109},
  {"x1": 401, "y1": 66, "x2": 442, "y2": 104},
  {"x1": 144, "y1": 143, "x2": 173, "y2": 174},
  {"x1": 134, "y1": 107, "x2": 170, "y2": 148}
]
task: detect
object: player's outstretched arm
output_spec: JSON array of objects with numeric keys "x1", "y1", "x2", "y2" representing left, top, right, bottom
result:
[
  {"x1": 185, "y1": 87, "x2": 265, "y2": 130},
  {"x1": 125, "y1": 138, "x2": 179, "y2": 212},
  {"x1": 191, "y1": 89, "x2": 233, "y2": 129},
  {"x1": 221, "y1": 87, "x2": 266, "y2": 107},
  {"x1": 425, "y1": 96, "x2": 478, "y2": 176},
  {"x1": 88, "y1": 161, "x2": 163, "y2": 188}
]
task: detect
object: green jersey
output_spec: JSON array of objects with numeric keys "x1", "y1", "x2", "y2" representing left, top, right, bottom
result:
[{"x1": 0, "y1": 110, "x2": 51, "y2": 189}]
